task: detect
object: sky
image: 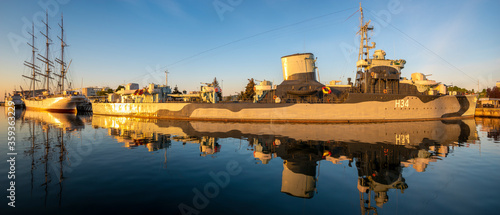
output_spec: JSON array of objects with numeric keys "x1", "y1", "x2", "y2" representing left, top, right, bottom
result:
[{"x1": 1, "y1": 0, "x2": 499, "y2": 100}]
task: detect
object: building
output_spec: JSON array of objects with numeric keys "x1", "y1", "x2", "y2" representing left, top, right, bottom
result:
[
  {"x1": 108, "y1": 83, "x2": 171, "y2": 103},
  {"x1": 82, "y1": 87, "x2": 101, "y2": 97},
  {"x1": 496, "y1": 81, "x2": 500, "y2": 88},
  {"x1": 477, "y1": 98, "x2": 500, "y2": 108},
  {"x1": 125, "y1": 83, "x2": 139, "y2": 91}
]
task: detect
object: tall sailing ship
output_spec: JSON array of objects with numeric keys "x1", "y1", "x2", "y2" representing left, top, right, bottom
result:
[{"x1": 22, "y1": 12, "x2": 86, "y2": 113}]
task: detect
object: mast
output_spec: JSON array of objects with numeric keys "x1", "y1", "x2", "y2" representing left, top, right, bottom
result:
[
  {"x1": 165, "y1": 70, "x2": 169, "y2": 86},
  {"x1": 357, "y1": 2, "x2": 364, "y2": 63},
  {"x1": 30, "y1": 120, "x2": 35, "y2": 196},
  {"x1": 43, "y1": 125, "x2": 49, "y2": 206},
  {"x1": 55, "y1": 13, "x2": 67, "y2": 93},
  {"x1": 37, "y1": 10, "x2": 54, "y2": 95},
  {"x1": 23, "y1": 23, "x2": 40, "y2": 98},
  {"x1": 58, "y1": 127, "x2": 65, "y2": 206},
  {"x1": 356, "y1": 3, "x2": 375, "y2": 72}
]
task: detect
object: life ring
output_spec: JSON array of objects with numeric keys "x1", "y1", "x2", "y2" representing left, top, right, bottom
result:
[
  {"x1": 383, "y1": 89, "x2": 387, "y2": 94},
  {"x1": 273, "y1": 95, "x2": 277, "y2": 100},
  {"x1": 322, "y1": 86, "x2": 331, "y2": 94},
  {"x1": 370, "y1": 72, "x2": 375, "y2": 77},
  {"x1": 215, "y1": 87, "x2": 219, "y2": 93},
  {"x1": 322, "y1": 150, "x2": 332, "y2": 158}
]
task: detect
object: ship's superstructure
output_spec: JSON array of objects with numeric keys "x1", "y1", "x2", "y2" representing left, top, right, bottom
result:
[
  {"x1": 354, "y1": 4, "x2": 407, "y2": 95},
  {"x1": 253, "y1": 3, "x2": 450, "y2": 104},
  {"x1": 22, "y1": 12, "x2": 87, "y2": 113}
]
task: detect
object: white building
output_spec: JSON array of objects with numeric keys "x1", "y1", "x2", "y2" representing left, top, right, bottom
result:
[
  {"x1": 109, "y1": 83, "x2": 171, "y2": 103},
  {"x1": 82, "y1": 87, "x2": 101, "y2": 97}
]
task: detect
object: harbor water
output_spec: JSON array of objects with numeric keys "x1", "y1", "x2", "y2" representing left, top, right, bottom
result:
[{"x1": 1, "y1": 106, "x2": 499, "y2": 214}]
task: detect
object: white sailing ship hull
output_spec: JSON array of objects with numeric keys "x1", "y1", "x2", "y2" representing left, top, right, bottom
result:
[{"x1": 24, "y1": 95, "x2": 87, "y2": 112}]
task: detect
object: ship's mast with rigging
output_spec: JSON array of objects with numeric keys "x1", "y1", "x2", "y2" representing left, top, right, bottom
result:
[
  {"x1": 356, "y1": 3, "x2": 376, "y2": 72},
  {"x1": 23, "y1": 23, "x2": 41, "y2": 98},
  {"x1": 37, "y1": 10, "x2": 54, "y2": 95},
  {"x1": 55, "y1": 13, "x2": 67, "y2": 93}
]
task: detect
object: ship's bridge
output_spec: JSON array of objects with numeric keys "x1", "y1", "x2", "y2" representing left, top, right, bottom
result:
[
  {"x1": 356, "y1": 50, "x2": 406, "y2": 72},
  {"x1": 366, "y1": 49, "x2": 406, "y2": 72}
]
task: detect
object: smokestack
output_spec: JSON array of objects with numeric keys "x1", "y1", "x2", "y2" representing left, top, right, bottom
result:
[{"x1": 281, "y1": 53, "x2": 317, "y2": 81}]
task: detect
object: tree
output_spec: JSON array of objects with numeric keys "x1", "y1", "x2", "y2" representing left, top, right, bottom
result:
[
  {"x1": 213, "y1": 77, "x2": 222, "y2": 99},
  {"x1": 96, "y1": 89, "x2": 113, "y2": 96},
  {"x1": 172, "y1": 86, "x2": 181, "y2": 94},
  {"x1": 447, "y1": 86, "x2": 475, "y2": 95},
  {"x1": 213, "y1": 77, "x2": 220, "y2": 88},
  {"x1": 238, "y1": 78, "x2": 255, "y2": 101},
  {"x1": 479, "y1": 89, "x2": 487, "y2": 98},
  {"x1": 96, "y1": 91, "x2": 106, "y2": 96},
  {"x1": 487, "y1": 87, "x2": 500, "y2": 98},
  {"x1": 115, "y1": 85, "x2": 125, "y2": 92},
  {"x1": 237, "y1": 91, "x2": 244, "y2": 100}
]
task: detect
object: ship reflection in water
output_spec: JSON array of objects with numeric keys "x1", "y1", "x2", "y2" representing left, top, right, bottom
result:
[
  {"x1": 19, "y1": 110, "x2": 85, "y2": 207},
  {"x1": 92, "y1": 115, "x2": 478, "y2": 213},
  {"x1": 8, "y1": 108, "x2": 499, "y2": 214}
]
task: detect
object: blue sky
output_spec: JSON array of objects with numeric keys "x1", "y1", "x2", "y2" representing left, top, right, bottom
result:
[{"x1": 1, "y1": 0, "x2": 499, "y2": 100}]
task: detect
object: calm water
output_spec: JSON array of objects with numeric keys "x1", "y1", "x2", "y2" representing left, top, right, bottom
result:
[{"x1": 1, "y1": 106, "x2": 499, "y2": 215}]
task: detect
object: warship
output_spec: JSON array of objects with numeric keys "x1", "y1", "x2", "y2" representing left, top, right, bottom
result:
[
  {"x1": 22, "y1": 12, "x2": 87, "y2": 113},
  {"x1": 92, "y1": 4, "x2": 477, "y2": 122}
]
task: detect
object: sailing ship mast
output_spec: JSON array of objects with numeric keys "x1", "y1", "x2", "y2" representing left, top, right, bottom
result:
[
  {"x1": 37, "y1": 10, "x2": 54, "y2": 95},
  {"x1": 23, "y1": 23, "x2": 40, "y2": 98},
  {"x1": 55, "y1": 13, "x2": 67, "y2": 93}
]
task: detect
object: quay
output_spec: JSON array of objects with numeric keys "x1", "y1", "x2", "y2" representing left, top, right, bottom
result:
[
  {"x1": 475, "y1": 98, "x2": 500, "y2": 117},
  {"x1": 475, "y1": 108, "x2": 500, "y2": 117}
]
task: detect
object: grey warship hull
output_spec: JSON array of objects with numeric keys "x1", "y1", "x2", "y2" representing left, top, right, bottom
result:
[{"x1": 92, "y1": 93, "x2": 477, "y2": 123}]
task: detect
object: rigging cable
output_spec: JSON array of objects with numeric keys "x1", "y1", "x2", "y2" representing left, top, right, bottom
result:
[{"x1": 364, "y1": 6, "x2": 478, "y2": 83}]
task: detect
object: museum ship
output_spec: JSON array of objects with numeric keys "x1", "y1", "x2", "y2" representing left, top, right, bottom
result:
[
  {"x1": 22, "y1": 12, "x2": 86, "y2": 113},
  {"x1": 91, "y1": 4, "x2": 477, "y2": 122}
]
